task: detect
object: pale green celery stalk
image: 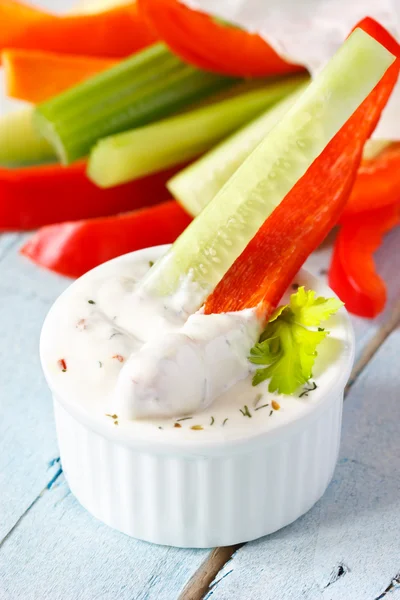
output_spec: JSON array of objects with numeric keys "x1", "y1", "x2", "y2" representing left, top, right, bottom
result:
[
  {"x1": 168, "y1": 84, "x2": 308, "y2": 217},
  {"x1": 139, "y1": 29, "x2": 395, "y2": 310},
  {"x1": 87, "y1": 75, "x2": 306, "y2": 187},
  {"x1": 34, "y1": 43, "x2": 238, "y2": 164},
  {"x1": 0, "y1": 107, "x2": 55, "y2": 165}
]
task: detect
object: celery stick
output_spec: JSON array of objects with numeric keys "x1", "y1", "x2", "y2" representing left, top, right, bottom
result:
[
  {"x1": 88, "y1": 75, "x2": 306, "y2": 187},
  {"x1": 34, "y1": 43, "x2": 237, "y2": 164},
  {"x1": 140, "y1": 29, "x2": 395, "y2": 308},
  {"x1": 0, "y1": 107, "x2": 55, "y2": 165}
]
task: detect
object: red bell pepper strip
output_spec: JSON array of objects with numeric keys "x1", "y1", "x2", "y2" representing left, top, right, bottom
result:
[
  {"x1": 20, "y1": 200, "x2": 192, "y2": 278},
  {"x1": 0, "y1": 162, "x2": 180, "y2": 231},
  {"x1": 0, "y1": 1, "x2": 157, "y2": 59},
  {"x1": 342, "y1": 142, "x2": 400, "y2": 218},
  {"x1": 138, "y1": 0, "x2": 303, "y2": 77},
  {"x1": 204, "y1": 21, "x2": 399, "y2": 317},
  {"x1": 329, "y1": 203, "x2": 400, "y2": 318}
]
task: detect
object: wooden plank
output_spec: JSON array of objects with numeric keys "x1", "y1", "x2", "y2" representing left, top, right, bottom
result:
[
  {"x1": 0, "y1": 237, "x2": 209, "y2": 598},
  {"x1": 0, "y1": 473, "x2": 208, "y2": 600},
  {"x1": 1, "y1": 226, "x2": 399, "y2": 599},
  {"x1": 198, "y1": 327, "x2": 400, "y2": 600},
  {"x1": 303, "y1": 227, "x2": 400, "y2": 361},
  {"x1": 0, "y1": 235, "x2": 70, "y2": 540}
]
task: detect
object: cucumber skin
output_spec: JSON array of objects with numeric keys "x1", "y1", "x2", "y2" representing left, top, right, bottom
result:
[
  {"x1": 142, "y1": 29, "x2": 395, "y2": 308},
  {"x1": 87, "y1": 76, "x2": 307, "y2": 187},
  {"x1": 168, "y1": 84, "x2": 308, "y2": 217}
]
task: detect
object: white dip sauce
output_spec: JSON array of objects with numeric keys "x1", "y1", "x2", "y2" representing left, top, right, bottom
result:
[{"x1": 41, "y1": 247, "x2": 353, "y2": 442}]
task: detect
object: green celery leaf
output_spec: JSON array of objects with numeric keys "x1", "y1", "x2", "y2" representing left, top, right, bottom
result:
[
  {"x1": 267, "y1": 304, "x2": 288, "y2": 323},
  {"x1": 292, "y1": 323, "x2": 327, "y2": 381},
  {"x1": 289, "y1": 286, "x2": 343, "y2": 326},
  {"x1": 249, "y1": 344, "x2": 277, "y2": 365},
  {"x1": 251, "y1": 319, "x2": 308, "y2": 394},
  {"x1": 249, "y1": 287, "x2": 342, "y2": 395}
]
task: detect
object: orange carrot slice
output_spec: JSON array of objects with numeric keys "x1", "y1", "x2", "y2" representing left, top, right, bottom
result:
[
  {"x1": 3, "y1": 49, "x2": 117, "y2": 103},
  {"x1": 0, "y1": 1, "x2": 157, "y2": 59},
  {"x1": 204, "y1": 20, "x2": 400, "y2": 317}
]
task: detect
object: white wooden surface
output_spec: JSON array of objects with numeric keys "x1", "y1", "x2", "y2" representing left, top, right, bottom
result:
[
  {"x1": 0, "y1": 234, "x2": 209, "y2": 600},
  {"x1": 0, "y1": 228, "x2": 399, "y2": 600}
]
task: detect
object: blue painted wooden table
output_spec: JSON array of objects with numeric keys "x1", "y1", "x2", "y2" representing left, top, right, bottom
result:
[
  {"x1": 1, "y1": 2, "x2": 400, "y2": 598},
  {"x1": 1, "y1": 228, "x2": 399, "y2": 600}
]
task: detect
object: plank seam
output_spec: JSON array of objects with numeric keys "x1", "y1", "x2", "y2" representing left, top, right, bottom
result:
[
  {"x1": 375, "y1": 572, "x2": 400, "y2": 599},
  {"x1": 204, "y1": 568, "x2": 234, "y2": 599},
  {"x1": 0, "y1": 466, "x2": 63, "y2": 549},
  {"x1": 178, "y1": 546, "x2": 241, "y2": 600}
]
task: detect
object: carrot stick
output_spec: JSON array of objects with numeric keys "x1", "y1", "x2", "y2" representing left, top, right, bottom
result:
[
  {"x1": 0, "y1": 1, "x2": 157, "y2": 59},
  {"x1": 3, "y1": 49, "x2": 117, "y2": 103}
]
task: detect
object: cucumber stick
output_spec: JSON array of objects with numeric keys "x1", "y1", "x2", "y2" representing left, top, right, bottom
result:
[
  {"x1": 87, "y1": 75, "x2": 307, "y2": 187},
  {"x1": 0, "y1": 107, "x2": 55, "y2": 165},
  {"x1": 34, "y1": 43, "x2": 237, "y2": 164},
  {"x1": 168, "y1": 84, "x2": 307, "y2": 217},
  {"x1": 169, "y1": 83, "x2": 390, "y2": 219},
  {"x1": 141, "y1": 29, "x2": 395, "y2": 307}
]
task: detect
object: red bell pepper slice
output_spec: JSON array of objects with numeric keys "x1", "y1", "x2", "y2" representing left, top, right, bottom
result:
[
  {"x1": 0, "y1": 1, "x2": 157, "y2": 59},
  {"x1": 329, "y1": 203, "x2": 400, "y2": 318},
  {"x1": 138, "y1": 0, "x2": 303, "y2": 77},
  {"x1": 204, "y1": 21, "x2": 399, "y2": 317},
  {"x1": 20, "y1": 200, "x2": 192, "y2": 278},
  {"x1": 342, "y1": 142, "x2": 400, "y2": 217},
  {"x1": 0, "y1": 162, "x2": 180, "y2": 231}
]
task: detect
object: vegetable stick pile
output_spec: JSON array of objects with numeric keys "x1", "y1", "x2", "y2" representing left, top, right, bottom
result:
[{"x1": 0, "y1": 0, "x2": 398, "y2": 318}]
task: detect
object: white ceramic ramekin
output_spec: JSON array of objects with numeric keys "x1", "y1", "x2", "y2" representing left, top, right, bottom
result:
[{"x1": 41, "y1": 246, "x2": 355, "y2": 548}]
